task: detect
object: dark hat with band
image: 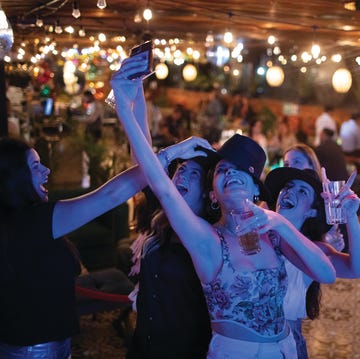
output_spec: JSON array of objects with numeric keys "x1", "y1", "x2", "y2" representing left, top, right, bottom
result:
[
  {"x1": 213, "y1": 134, "x2": 269, "y2": 201},
  {"x1": 265, "y1": 167, "x2": 323, "y2": 205}
]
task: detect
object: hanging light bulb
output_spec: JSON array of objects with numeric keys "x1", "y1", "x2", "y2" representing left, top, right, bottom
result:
[
  {"x1": 182, "y1": 64, "x2": 197, "y2": 81},
  {"x1": 143, "y1": 6, "x2": 153, "y2": 21},
  {"x1": 0, "y1": 6, "x2": 14, "y2": 59},
  {"x1": 97, "y1": 0, "x2": 107, "y2": 9},
  {"x1": 311, "y1": 43, "x2": 320, "y2": 59},
  {"x1": 332, "y1": 68, "x2": 352, "y2": 93},
  {"x1": 36, "y1": 16, "x2": 43, "y2": 27},
  {"x1": 55, "y1": 19, "x2": 62, "y2": 34},
  {"x1": 78, "y1": 26, "x2": 86, "y2": 37},
  {"x1": 224, "y1": 31, "x2": 233, "y2": 44},
  {"x1": 134, "y1": 10, "x2": 142, "y2": 23},
  {"x1": 72, "y1": 1, "x2": 81, "y2": 19},
  {"x1": 155, "y1": 62, "x2": 169, "y2": 79},
  {"x1": 266, "y1": 66, "x2": 285, "y2": 87}
]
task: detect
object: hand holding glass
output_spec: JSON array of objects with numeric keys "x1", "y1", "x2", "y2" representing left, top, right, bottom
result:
[
  {"x1": 322, "y1": 180, "x2": 347, "y2": 225},
  {"x1": 230, "y1": 199, "x2": 261, "y2": 255}
]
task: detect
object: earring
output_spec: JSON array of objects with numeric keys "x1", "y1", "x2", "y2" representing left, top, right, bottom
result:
[
  {"x1": 253, "y1": 195, "x2": 260, "y2": 203},
  {"x1": 210, "y1": 201, "x2": 220, "y2": 210}
]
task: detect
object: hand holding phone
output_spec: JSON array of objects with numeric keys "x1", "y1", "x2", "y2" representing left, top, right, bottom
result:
[{"x1": 128, "y1": 40, "x2": 153, "y2": 80}]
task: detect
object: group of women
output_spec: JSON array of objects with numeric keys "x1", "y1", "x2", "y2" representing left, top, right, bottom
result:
[{"x1": 0, "y1": 53, "x2": 359, "y2": 359}]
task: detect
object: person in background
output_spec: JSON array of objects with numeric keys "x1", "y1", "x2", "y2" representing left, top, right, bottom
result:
[
  {"x1": 339, "y1": 111, "x2": 360, "y2": 156},
  {"x1": 283, "y1": 144, "x2": 321, "y2": 175},
  {"x1": 197, "y1": 87, "x2": 224, "y2": 146},
  {"x1": 267, "y1": 116, "x2": 298, "y2": 165},
  {"x1": 265, "y1": 167, "x2": 360, "y2": 359},
  {"x1": 111, "y1": 63, "x2": 336, "y2": 357},
  {"x1": 82, "y1": 89, "x2": 104, "y2": 141},
  {"x1": 315, "y1": 128, "x2": 348, "y2": 181},
  {"x1": 158, "y1": 104, "x2": 186, "y2": 146},
  {"x1": 314, "y1": 105, "x2": 337, "y2": 147},
  {"x1": 248, "y1": 118, "x2": 267, "y2": 153},
  {"x1": 226, "y1": 90, "x2": 248, "y2": 129},
  {"x1": 144, "y1": 89, "x2": 163, "y2": 142}
]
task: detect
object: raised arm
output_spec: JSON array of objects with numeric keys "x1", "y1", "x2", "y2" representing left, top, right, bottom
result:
[
  {"x1": 247, "y1": 202, "x2": 336, "y2": 284},
  {"x1": 110, "y1": 65, "x2": 222, "y2": 283},
  {"x1": 317, "y1": 171, "x2": 360, "y2": 278},
  {"x1": 53, "y1": 55, "x2": 152, "y2": 239}
]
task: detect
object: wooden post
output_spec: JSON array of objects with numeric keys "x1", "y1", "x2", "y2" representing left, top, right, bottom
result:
[{"x1": 0, "y1": 60, "x2": 7, "y2": 137}]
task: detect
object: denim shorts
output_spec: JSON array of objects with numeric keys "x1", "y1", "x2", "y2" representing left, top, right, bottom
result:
[{"x1": 0, "y1": 338, "x2": 71, "y2": 359}]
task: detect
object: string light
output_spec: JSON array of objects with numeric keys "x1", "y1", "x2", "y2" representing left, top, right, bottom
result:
[
  {"x1": 72, "y1": 1, "x2": 81, "y2": 19},
  {"x1": 55, "y1": 19, "x2": 62, "y2": 34},
  {"x1": 78, "y1": 26, "x2": 86, "y2": 37},
  {"x1": 97, "y1": 0, "x2": 107, "y2": 10},
  {"x1": 134, "y1": 10, "x2": 142, "y2": 23},
  {"x1": 36, "y1": 16, "x2": 43, "y2": 27}
]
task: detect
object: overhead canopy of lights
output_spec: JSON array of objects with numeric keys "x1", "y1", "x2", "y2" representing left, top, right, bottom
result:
[{"x1": 1, "y1": 1, "x2": 359, "y2": 96}]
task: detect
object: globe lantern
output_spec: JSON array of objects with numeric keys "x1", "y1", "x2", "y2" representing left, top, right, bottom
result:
[
  {"x1": 155, "y1": 62, "x2": 169, "y2": 80},
  {"x1": 266, "y1": 66, "x2": 285, "y2": 87},
  {"x1": 182, "y1": 64, "x2": 197, "y2": 82},
  {"x1": 332, "y1": 68, "x2": 352, "y2": 93}
]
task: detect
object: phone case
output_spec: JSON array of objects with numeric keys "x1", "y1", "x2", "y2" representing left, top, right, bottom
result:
[{"x1": 128, "y1": 41, "x2": 153, "y2": 80}]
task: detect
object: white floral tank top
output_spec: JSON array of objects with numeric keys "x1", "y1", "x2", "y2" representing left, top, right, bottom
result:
[{"x1": 202, "y1": 230, "x2": 288, "y2": 336}]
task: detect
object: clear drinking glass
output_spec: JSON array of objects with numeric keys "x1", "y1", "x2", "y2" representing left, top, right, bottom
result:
[{"x1": 323, "y1": 180, "x2": 347, "y2": 225}]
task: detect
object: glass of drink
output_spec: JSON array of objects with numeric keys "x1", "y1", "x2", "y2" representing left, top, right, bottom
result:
[
  {"x1": 322, "y1": 180, "x2": 347, "y2": 225},
  {"x1": 230, "y1": 199, "x2": 261, "y2": 255}
]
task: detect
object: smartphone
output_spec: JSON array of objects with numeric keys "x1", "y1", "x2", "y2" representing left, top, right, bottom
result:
[{"x1": 128, "y1": 40, "x2": 153, "y2": 80}]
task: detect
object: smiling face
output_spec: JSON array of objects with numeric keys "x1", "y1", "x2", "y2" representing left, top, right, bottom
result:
[
  {"x1": 283, "y1": 149, "x2": 314, "y2": 170},
  {"x1": 277, "y1": 179, "x2": 317, "y2": 228},
  {"x1": 172, "y1": 159, "x2": 207, "y2": 216},
  {"x1": 211, "y1": 159, "x2": 259, "y2": 210},
  {"x1": 26, "y1": 149, "x2": 50, "y2": 202}
]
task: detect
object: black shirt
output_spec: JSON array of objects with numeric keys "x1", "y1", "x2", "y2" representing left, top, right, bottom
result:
[{"x1": 127, "y1": 235, "x2": 211, "y2": 359}]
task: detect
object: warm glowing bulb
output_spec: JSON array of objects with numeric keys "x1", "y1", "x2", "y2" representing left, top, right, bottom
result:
[
  {"x1": 97, "y1": 0, "x2": 107, "y2": 10},
  {"x1": 72, "y1": 8, "x2": 81, "y2": 18},
  {"x1": 143, "y1": 8, "x2": 153, "y2": 21},
  {"x1": 134, "y1": 11, "x2": 142, "y2": 23},
  {"x1": 311, "y1": 43, "x2": 320, "y2": 59},
  {"x1": 78, "y1": 27, "x2": 86, "y2": 37},
  {"x1": 36, "y1": 17, "x2": 43, "y2": 27},
  {"x1": 224, "y1": 31, "x2": 233, "y2": 44}
]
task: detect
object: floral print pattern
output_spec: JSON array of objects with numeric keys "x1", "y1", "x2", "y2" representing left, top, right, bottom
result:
[{"x1": 203, "y1": 230, "x2": 287, "y2": 336}]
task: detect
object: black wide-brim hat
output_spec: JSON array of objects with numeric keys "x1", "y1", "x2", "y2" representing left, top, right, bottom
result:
[
  {"x1": 213, "y1": 134, "x2": 269, "y2": 201},
  {"x1": 265, "y1": 167, "x2": 323, "y2": 208}
]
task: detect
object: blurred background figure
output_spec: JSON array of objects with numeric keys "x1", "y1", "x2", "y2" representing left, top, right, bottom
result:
[
  {"x1": 157, "y1": 104, "x2": 186, "y2": 147},
  {"x1": 82, "y1": 89, "x2": 104, "y2": 142},
  {"x1": 144, "y1": 89, "x2": 163, "y2": 142},
  {"x1": 314, "y1": 105, "x2": 337, "y2": 147},
  {"x1": 339, "y1": 111, "x2": 360, "y2": 156},
  {"x1": 197, "y1": 87, "x2": 225, "y2": 145},
  {"x1": 315, "y1": 128, "x2": 348, "y2": 181}
]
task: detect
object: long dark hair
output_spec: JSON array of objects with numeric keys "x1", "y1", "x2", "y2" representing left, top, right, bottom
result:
[
  {"x1": 0, "y1": 138, "x2": 43, "y2": 282},
  {"x1": 300, "y1": 193, "x2": 328, "y2": 320},
  {"x1": 0, "y1": 138, "x2": 42, "y2": 210}
]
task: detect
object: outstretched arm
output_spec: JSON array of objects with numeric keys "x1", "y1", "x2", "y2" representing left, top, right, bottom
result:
[
  {"x1": 110, "y1": 65, "x2": 222, "y2": 284},
  {"x1": 317, "y1": 171, "x2": 360, "y2": 278},
  {"x1": 53, "y1": 55, "x2": 152, "y2": 239},
  {"x1": 246, "y1": 202, "x2": 336, "y2": 284}
]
